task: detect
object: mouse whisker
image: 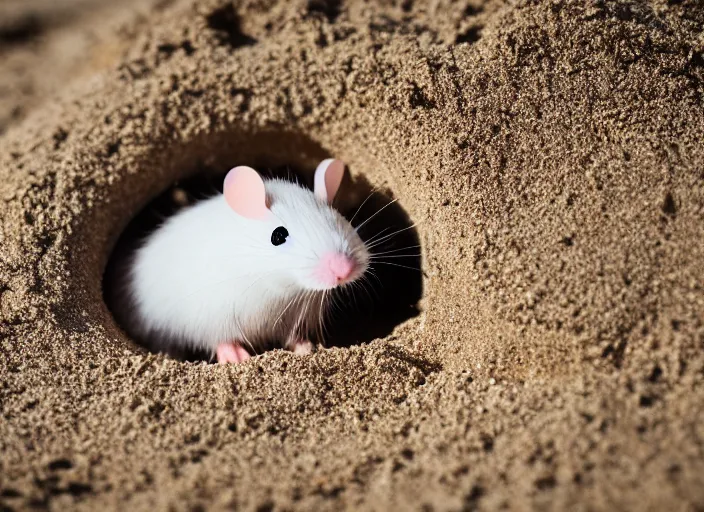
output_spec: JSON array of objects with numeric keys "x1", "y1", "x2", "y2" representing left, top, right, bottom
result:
[
  {"x1": 366, "y1": 223, "x2": 419, "y2": 250},
  {"x1": 354, "y1": 198, "x2": 399, "y2": 233},
  {"x1": 328, "y1": 289, "x2": 340, "y2": 319},
  {"x1": 291, "y1": 291, "x2": 310, "y2": 340},
  {"x1": 319, "y1": 289, "x2": 329, "y2": 344},
  {"x1": 281, "y1": 291, "x2": 306, "y2": 344},
  {"x1": 236, "y1": 317, "x2": 257, "y2": 355},
  {"x1": 348, "y1": 187, "x2": 379, "y2": 225},
  {"x1": 311, "y1": 291, "x2": 323, "y2": 342},
  {"x1": 304, "y1": 291, "x2": 317, "y2": 342},
  {"x1": 371, "y1": 261, "x2": 423, "y2": 272},
  {"x1": 273, "y1": 293, "x2": 298, "y2": 329},
  {"x1": 364, "y1": 267, "x2": 383, "y2": 289},
  {"x1": 370, "y1": 245, "x2": 421, "y2": 256},
  {"x1": 370, "y1": 254, "x2": 421, "y2": 260},
  {"x1": 363, "y1": 226, "x2": 392, "y2": 245},
  {"x1": 361, "y1": 273, "x2": 380, "y2": 302},
  {"x1": 348, "y1": 277, "x2": 369, "y2": 312},
  {"x1": 344, "y1": 277, "x2": 364, "y2": 311}
]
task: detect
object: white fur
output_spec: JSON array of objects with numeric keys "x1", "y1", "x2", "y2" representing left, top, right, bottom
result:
[{"x1": 127, "y1": 178, "x2": 369, "y2": 355}]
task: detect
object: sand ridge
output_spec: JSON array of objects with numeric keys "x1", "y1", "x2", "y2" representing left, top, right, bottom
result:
[{"x1": 1, "y1": 0, "x2": 704, "y2": 510}]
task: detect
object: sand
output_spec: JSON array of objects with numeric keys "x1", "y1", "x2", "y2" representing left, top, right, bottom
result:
[{"x1": 1, "y1": 0, "x2": 703, "y2": 510}]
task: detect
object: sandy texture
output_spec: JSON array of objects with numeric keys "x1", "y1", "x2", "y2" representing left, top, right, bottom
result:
[
  {"x1": 1, "y1": 0, "x2": 704, "y2": 510},
  {"x1": 0, "y1": 0, "x2": 163, "y2": 135}
]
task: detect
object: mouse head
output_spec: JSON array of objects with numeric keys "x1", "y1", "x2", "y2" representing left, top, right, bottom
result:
[{"x1": 223, "y1": 159, "x2": 369, "y2": 291}]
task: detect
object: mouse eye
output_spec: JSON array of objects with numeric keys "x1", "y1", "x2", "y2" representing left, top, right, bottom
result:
[{"x1": 271, "y1": 226, "x2": 289, "y2": 246}]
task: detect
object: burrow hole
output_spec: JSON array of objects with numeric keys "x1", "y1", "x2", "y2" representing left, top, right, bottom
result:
[{"x1": 104, "y1": 156, "x2": 422, "y2": 362}]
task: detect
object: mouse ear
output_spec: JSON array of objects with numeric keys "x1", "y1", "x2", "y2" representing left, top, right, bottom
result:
[
  {"x1": 314, "y1": 159, "x2": 345, "y2": 204},
  {"x1": 223, "y1": 166, "x2": 270, "y2": 220}
]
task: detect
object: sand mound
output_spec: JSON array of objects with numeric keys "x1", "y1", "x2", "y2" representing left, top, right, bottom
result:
[{"x1": 1, "y1": 0, "x2": 703, "y2": 510}]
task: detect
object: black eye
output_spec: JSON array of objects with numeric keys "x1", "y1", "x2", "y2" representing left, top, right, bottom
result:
[{"x1": 271, "y1": 226, "x2": 289, "y2": 246}]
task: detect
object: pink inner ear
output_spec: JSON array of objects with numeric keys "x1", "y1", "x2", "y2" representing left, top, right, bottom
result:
[
  {"x1": 223, "y1": 166, "x2": 270, "y2": 220},
  {"x1": 314, "y1": 159, "x2": 345, "y2": 203}
]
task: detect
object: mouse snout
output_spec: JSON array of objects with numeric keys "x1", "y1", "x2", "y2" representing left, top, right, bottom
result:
[{"x1": 316, "y1": 252, "x2": 356, "y2": 287}]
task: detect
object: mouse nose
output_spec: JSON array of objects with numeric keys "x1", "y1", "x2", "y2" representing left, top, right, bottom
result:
[
  {"x1": 316, "y1": 252, "x2": 356, "y2": 287},
  {"x1": 328, "y1": 253, "x2": 354, "y2": 281}
]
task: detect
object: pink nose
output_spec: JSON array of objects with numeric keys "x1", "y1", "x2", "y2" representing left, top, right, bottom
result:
[{"x1": 316, "y1": 253, "x2": 355, "y2": 287}]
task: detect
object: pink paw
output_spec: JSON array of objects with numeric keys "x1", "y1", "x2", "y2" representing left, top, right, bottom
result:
[
  {"x1": 216, "y1": 343, "x2": 251, "y2": 364},
  {"x1": 292, "y1": 339, "x2": 313, "y2": 356}
]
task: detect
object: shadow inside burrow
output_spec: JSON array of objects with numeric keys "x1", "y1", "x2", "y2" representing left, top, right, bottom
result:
[{"x1": 103, "y1": 149, "x2": 422, "y2": 362}]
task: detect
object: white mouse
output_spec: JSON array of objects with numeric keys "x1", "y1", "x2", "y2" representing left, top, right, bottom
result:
[{"x1": 125, "y1": 159, "x2": 370, "y2": 364}]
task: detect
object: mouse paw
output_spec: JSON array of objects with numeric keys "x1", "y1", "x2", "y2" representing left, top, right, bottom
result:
[
  {"x1": 216, "y1": 342, "x2": 251, "y2": 364},
  {"x1": 291, "y1": 339, "x2": 314, "y2": 356}
]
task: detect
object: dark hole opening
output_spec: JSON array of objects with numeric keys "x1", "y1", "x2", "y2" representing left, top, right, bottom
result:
[{"x1": 104, "y1": 161, "x2": 422, "y2": 363}]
